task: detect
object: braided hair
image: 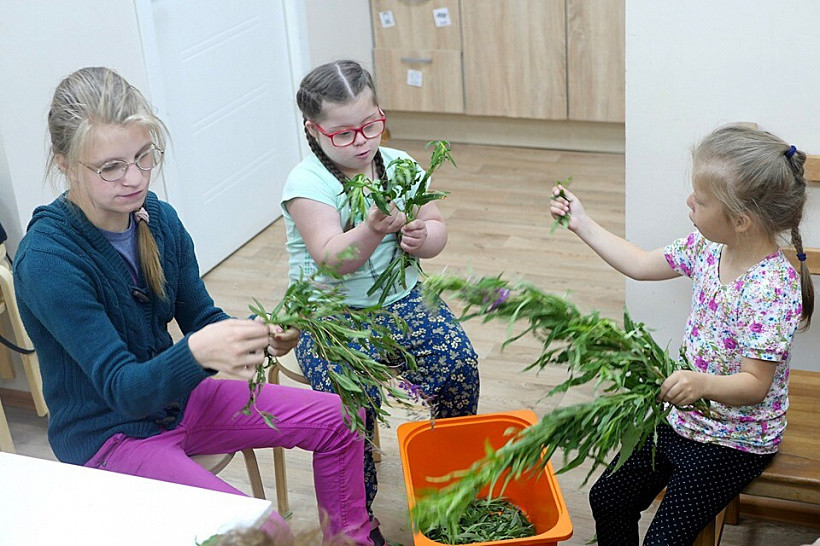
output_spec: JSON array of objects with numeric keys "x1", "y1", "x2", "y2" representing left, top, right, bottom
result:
[
  {"x1": 296, "y1": 60, "x2": 387, "y2": 186},
  {"x1": 692, "y1": 123, "x2": 814, "y2": 329}
]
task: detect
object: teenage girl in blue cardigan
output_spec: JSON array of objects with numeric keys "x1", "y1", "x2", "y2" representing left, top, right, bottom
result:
[{"x1": 13, "y1": 67, "x2": 373, "y2": 544}]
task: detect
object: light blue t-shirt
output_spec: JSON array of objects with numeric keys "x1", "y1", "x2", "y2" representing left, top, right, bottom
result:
[{"x1": 281, "y1": 146, "x2": 421, "y2": 308}]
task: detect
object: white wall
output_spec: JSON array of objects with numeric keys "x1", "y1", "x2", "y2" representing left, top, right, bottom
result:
[
  {"x1": 625, "y1": 0, "x2": 820, "y2": 371},
  {"x1": 0, "y1": 1, "x2": 150, "y2": 257},
  {"x1": 304, "y1": 0, "x2": 373, "y2": 73},
  {"x1": 0, "y1": 0, "x2": 150, "y2": 390}
]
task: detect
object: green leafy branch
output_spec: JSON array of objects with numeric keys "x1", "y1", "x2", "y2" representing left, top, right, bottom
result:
[
  {"x1": 344, "y1": 140, "x2": 454, "y2": 305},
  {"x1": 241, "y1": 252, "x2": 419, "y2": 437},
  {"x1": 412, "y1": 273, "x2": 711, "y2": 534}
]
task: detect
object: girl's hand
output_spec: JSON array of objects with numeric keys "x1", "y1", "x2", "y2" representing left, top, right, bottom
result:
[
  {"x1": 659, "y1": 370, "x2": 706, "y2": 407},
  {"x1": 267, "y1": 325, "x2": 301, "y2": 357},
  {"x1": 400, "y1": 219, "x2": 428, "y2": 253},
  {"x1": 188, "y1": 318, "x2": 270, "y2": 379},
  {"x1": 549, "y1": 185, "x2": 587, "y2": 232},
  {"x1": 366, "y1": 202, "x2": 406, "y2": 235}
]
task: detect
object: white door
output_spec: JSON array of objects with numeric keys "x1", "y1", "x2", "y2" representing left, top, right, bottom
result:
[{"x1": 136, "y1": 0, "x2": 306, "y2": 272}]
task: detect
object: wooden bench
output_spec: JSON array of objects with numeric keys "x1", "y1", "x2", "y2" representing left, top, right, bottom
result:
[{"x1": 695, "y1": 369, "x2": 820, "y2": 545}]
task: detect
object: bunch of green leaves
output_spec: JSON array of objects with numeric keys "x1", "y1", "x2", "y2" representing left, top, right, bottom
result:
[
  {"x1": 242, "y1": 252, "x2": 419, "y2": 437},
  {"x1": 344, "y1": 140, "x2": 454, "y2": 305},
  {"x1": 550, "y1": 176, "x2": 573, "y2": 233},
  {"x1": 412, "y1": 273, "x2": 711, "y2": 533},
  {"x1": 423, "y1": 497, "x2": 536, "y2": 544}
]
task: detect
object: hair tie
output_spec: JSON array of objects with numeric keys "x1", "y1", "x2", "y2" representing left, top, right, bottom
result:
[
  {"x1": 785, "y1": 145, "x2": 797, "y2": 159},
  {"x1": 134, "y1": 207, "x2": 149, "y2": 224},
  {"x1": 797, "y1": 252, "x2": 807, "y2": 262}
]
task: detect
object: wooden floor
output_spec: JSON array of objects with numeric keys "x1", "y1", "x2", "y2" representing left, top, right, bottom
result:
[{"x1": 5, "y1": 140, "x2": 819, "y2": 545}]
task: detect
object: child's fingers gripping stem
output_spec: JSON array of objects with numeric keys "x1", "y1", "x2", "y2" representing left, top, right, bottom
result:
[
  {"x1": 549, "y1": 185, "x2": 588, "y2": 232},
  {"x1": 267, "y1": 325, "x2": 301, "y2": 357},
  {"x1": 399, "y1": 219, "x2": 427, "y2": 253},
  {"x1": 366, "y1": 201, "x2": 406, "y2": 235},
  {"x1": 659, "y1": 370, "x2": 706, "y2": 407}
]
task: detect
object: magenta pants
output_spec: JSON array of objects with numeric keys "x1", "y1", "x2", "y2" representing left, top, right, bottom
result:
[{"x1": 83, "y1": 377, "x2": 371, "y2": 545}]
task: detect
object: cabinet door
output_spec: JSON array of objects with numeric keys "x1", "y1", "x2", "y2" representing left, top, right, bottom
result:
[
  {"x1": 374, "y1": 49, "x2": 464, "y2": 113},
  {"x1": 567, "y1": 0, "x2": 625, "y2": 122},
  {"x1": 461, "y1": 0, "x2": 567, "y2": 120},
  {"x1": 371, "y1": 0, "x2": 461, "y2": 50}
]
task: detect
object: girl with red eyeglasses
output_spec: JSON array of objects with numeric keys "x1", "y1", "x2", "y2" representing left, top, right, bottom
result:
[{"x1": 281, "y1": 60, "x2": 480, "y2": 545}]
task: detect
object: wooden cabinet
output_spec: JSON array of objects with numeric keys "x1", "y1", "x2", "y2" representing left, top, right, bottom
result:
[
  {"x1": 370, "y1": 0, "x2": 624, "y2": 123},
  {"x1": 372, "y1": 0, "x2": 460, "y2": 50},
  {"x1": 371, "y1": 0, "x2": 463, "y2": 113},
  {"x1": 373, "y1": 49, "x2": 464, "y2": 113},
  {"x1": 567, "y1": 0, "x2": 625, "y2": 122},
  {"x1": 461, "y1": 0, "x2": 566, "y2": 119}
]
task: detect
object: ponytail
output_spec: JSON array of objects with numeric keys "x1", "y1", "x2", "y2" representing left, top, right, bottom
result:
[
  {"x1": 791, "y1": 228, "x2": 814, "y2": 331},
  {"x1": 136, "y1": 214, "x2": 166, "y2": 299}
]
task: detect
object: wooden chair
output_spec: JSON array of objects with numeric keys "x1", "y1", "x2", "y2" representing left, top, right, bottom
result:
[
  {"x1": 192, "y1": 450, "x2": 266, "y2": 500},
  {"x1": 267, "y1": 353, "x2": 383, "y2": 516},
  {"x1": 693, "y1": 370, "x2": 820, "y2": 546},
  {"x1": 0, "y1": 241, "x2": 47, "y2": 454},
  {"x1": 0, "y1": 243, "x2": 48, "y2": 418},
  {"x1": 0, "y1": 395, "x2": 14, "y2": 453}
]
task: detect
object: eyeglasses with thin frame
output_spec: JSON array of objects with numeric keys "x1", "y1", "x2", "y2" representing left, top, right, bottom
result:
[
  {"x1": 312, "y1": 110, "x2": 386, "y2": 147},
  {"x1": 80, "y1": 146, "x2": 164, "y2": 182}
]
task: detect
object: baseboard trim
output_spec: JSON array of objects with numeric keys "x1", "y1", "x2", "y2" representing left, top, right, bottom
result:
[
  {"x1": 0, "y1": 387, "x2": 36, "y2": 411},
  {"x1": 384, "y1": 111, "x2": 625, "y2": 153}
]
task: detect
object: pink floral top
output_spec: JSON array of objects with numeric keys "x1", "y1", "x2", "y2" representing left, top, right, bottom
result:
[{"x1": 663, "y1": 231, "x2": 801, "y2": 454}]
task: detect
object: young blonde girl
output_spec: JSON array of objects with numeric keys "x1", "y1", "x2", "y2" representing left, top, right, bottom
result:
[
  {"x1": 550, "y1": 124, "x2": 813, "y2": 545},
  {"x1": 15, "y1": 67, "x2": 373, "y2": 544},
  {"x1": 282, "y1": 60, "x2": 480, "y2": 544}
]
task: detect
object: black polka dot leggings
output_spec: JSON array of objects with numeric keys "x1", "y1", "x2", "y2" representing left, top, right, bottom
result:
[{"x1": 589, "y1": 422, "x2": 774, "y2": 545}]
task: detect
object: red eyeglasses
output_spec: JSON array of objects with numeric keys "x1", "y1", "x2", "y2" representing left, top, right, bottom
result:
[{"x1": 312, "y1": 109, "x2": 386, "y2": 147}]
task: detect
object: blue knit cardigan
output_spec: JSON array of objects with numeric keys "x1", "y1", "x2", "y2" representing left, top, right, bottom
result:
[{"x1": 14, "y1": 192, "x2": 226, "y2": 464}]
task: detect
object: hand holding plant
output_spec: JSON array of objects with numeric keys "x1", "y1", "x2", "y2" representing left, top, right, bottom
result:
[
  {"x1": 344, "y1": 140, "x2": 454, "y2": 305},
  {"x1": 548, "y1": 177, "x2": 574, "y2": 233},
  {"x1": 240, "y1": 250, "x2": 419, "y2": 437}
]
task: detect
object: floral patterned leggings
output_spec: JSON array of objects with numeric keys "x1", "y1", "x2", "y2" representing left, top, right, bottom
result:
[{"x1": 296, "y1": 285, "x2": 480, "y2": 514}]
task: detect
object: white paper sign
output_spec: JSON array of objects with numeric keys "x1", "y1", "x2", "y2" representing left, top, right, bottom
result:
[
  {"x1": 407, "y1": 69, "x2": 423, "y2": 88},
  {"x1": 432, "y1": 7, "x2": 451, "y2": 27},
  {"x1": 379, "y1": 10, "x2": 395, "y2": 28}
]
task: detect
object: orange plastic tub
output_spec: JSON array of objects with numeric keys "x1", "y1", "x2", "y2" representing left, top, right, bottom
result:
[{"x1": 397, "y1": 410, "x2": 573, "y2": 546}]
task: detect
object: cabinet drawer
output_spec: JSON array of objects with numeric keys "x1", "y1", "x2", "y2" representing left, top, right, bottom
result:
[
  {"x1": 371, "y1": 0, "x2": 461, "y2": 50},
  {"x1": 373, "y1": 49, "x2": 464, "y2": 114}
]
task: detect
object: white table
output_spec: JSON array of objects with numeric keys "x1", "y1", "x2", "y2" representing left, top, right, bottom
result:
[{"x1": 0, "y1": 452, "x2": 273, "y2": 545}]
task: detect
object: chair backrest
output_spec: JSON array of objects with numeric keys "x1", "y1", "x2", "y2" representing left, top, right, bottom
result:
[
  {"x1": 784, "y1": 154, "x2": 820, "y2": 274},
  {"x1": 0, "y1": 243, "x2": 49, "y2": 416}
]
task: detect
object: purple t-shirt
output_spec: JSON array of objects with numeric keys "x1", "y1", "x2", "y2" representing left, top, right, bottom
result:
[{"x1": 99, "y1": 214, "x2": 140, "y2": 285}]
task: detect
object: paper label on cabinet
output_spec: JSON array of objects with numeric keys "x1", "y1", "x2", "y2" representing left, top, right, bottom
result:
[
  {"x1": 432, "y1": 8, "x2": 451, "y2": 27},
  {"x1": 379, "y1": 11, "x2": 395, "y2": 28},
  {"x1": 407, "y1": 69, "x2": 423, "y2": 88}
]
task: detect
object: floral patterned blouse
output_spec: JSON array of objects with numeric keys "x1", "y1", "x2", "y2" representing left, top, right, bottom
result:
[{"x1": 663, "y1": 231, "x2": 802, "y2": 454}]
